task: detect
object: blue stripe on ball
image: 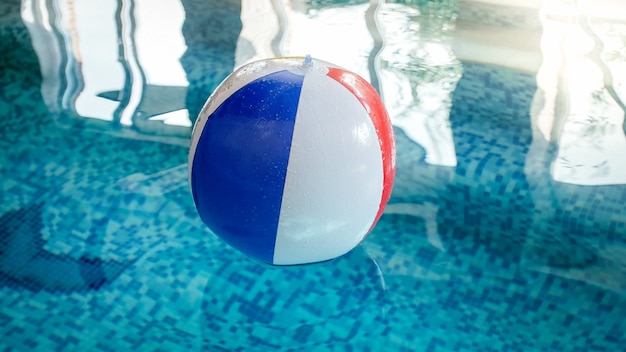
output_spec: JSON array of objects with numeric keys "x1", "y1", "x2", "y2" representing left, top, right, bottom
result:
[{"x1": 191, "y1": 70, "x2": 305, "y2": 263}]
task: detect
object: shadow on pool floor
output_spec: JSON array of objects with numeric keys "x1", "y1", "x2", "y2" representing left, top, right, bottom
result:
[{"x1": 0, "y1": 202, "x2": 129, "y2": 293}]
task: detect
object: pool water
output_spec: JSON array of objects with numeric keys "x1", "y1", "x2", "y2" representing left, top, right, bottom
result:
[{"x1": 2, "y1": 0, "x2": 626, "y2": 351}]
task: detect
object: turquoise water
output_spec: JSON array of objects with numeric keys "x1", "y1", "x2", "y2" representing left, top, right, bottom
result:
[{"x1": 2, "y1": 0, "x2": 626, "y2": 351}]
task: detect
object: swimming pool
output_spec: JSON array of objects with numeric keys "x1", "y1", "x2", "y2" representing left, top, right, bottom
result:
[{"x1": 1, "y1": 0, "x2": 626, "y2": 350}]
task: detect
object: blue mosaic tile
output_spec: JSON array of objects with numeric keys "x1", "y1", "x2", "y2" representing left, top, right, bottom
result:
[{"x1": 1, "y1": 0, "x2": 626, "y2": 351}]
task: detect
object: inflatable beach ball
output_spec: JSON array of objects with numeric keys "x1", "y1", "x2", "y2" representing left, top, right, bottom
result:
[{"x1": 189, "y1": 56, "x2": 395, "y2": 265}]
